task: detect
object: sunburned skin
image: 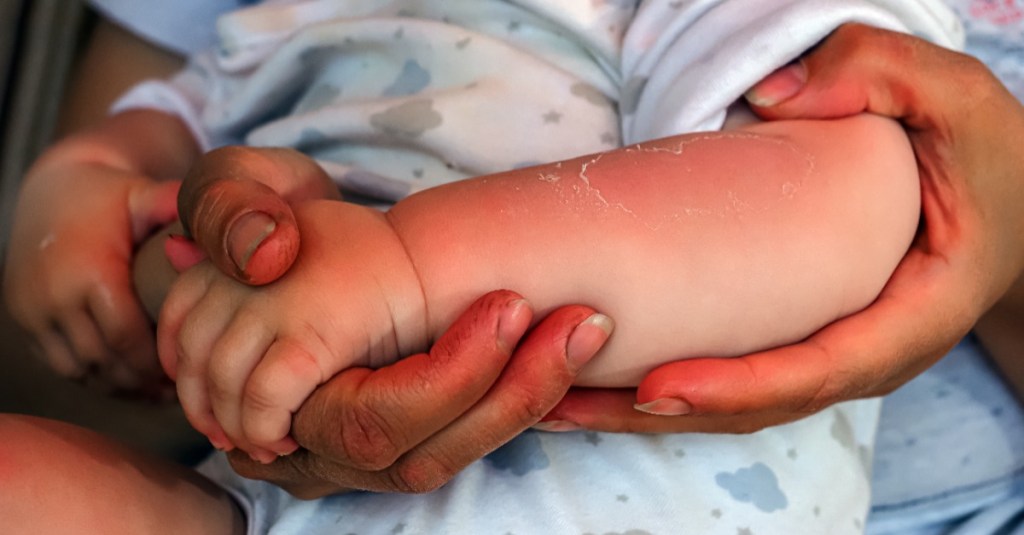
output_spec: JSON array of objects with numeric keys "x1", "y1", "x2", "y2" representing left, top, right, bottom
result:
[
  {"x1": 143, "y1": 114, "x2": 918, "y2": 455},
  {"x1": 386, "y1": 115, "x2": 918, "y2": 385},
  {"x1": 552, "y1": 132, "x2": 815, "y2": 229}
]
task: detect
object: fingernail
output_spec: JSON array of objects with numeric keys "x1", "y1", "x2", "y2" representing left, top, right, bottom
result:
[
  {"x1": 164, "y1": 234, "x2": 206, "y2": 272},
  {"x1": 497, "y1": 298, "x2": 532, "y2": 353},
  {"x1": 634, "y1": 398, "x2": 692, "y2": 416},
  {"x1": 228, "y1": 211, "x2": 276, "y2": 272},
  {"x1": 566, "y1": 313, "x2": 614, "y2": 369},
  {"x1": 745, "y1": 60, "x2": 807, "y2": 107},
  {"x1": 532, "y1": 420, "x2": 582, "y2": 432},
  {"x1": 209, "y1": 435, "x2": 235, "y2": 452},
  {"x1": 271, "y1": 437, "x2": 300, "y2": 457},
  {"x1": 249, "y1": 449, "x2": 278, "y2": 465}
]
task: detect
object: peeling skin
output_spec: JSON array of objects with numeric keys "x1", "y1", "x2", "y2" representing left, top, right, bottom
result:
[{"x1": 549, "y1": 130, "x2": 816, "y2": 231}]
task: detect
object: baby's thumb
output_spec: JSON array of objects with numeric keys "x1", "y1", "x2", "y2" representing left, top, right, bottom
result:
[
  {"x1": 129, "y1": 179, "x2": 182, "y2": 242},
  {"x1": 178, "y1": 147, "x2": 303, "y2": 285}
]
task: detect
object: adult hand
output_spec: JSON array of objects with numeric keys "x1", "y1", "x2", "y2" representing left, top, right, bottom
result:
[
  {"x1": 541, "y1": 23, "x2": 1024, "y2": 432},
  {"x1": 175, "y1": 146, "x2": 339, "y2": 285},
  {"x1": 224, "y1": 290, "x2": 609, "y2": 498}
]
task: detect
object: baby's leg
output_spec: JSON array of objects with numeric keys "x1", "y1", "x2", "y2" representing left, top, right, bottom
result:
[{"x1": 0, "y1": 414, "x2": 244, "y2": 534}]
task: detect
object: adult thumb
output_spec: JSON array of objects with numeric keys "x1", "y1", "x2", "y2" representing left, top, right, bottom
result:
[
  {"x1": 745, "y1": 23, "x2": 952, "y2": 125},
  {"x1": 178, "y1": 146, "x2": 335, "y2": 285}
]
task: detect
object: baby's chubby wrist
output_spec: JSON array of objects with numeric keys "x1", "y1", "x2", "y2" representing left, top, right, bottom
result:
[{"x1": 292, "y1": 199, "x2": 431, "y2": 367}]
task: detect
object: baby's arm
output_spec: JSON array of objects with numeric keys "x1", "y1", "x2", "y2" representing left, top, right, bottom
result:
[
  {"x1": 159, "y1": 114, "x2": 918, "y2": 458},
  {"x1": 393, "y1": 114, "x2": 919, "y2": 385}
]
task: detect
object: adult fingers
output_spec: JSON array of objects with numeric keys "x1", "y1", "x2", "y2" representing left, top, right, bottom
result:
[
  {"x1": 231, "y1": 298, "x2": 611, "y2": 497},
  {"x1": 542, "y1": 388, "x2": 788, "y2": 435},
  {"x1": 380, "y1": 307, "x2": 610, "y2": 494},
  {"x1": 745, "y1": 23, "x2": 982, "y2": 127},
  {"x1": 550, "y1": 248, "x2": 971, "y2": 432},
  {"x1": 224, "y1": 289, "x2": 534, "y2": 495},
  {"x1": 178, "y1": 146, "x2": 337, "y2": 285},
  {"x1": 288, "y1": 290, "x2": 533, "y2": 472}
]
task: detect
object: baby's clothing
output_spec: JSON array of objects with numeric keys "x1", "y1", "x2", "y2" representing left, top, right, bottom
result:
[
  {"x1": 88, "y1": 0, "x2": 1021, "y2": 533},
  {"x1": 865, "y1": 3, "x2": 1024, "y2": 532},
  {"x1": 109, "y1": 0, "x2": 960, "y2": 205}
]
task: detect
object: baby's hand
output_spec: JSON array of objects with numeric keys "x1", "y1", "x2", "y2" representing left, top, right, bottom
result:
[
  {"x1": 157, "y1": 200, "x2": 426, "y2": 463},
  {"x1": 4, "y1": 131, "x2": 180, "y2": 394}
]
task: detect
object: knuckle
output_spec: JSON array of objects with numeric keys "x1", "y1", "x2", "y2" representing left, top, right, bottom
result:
[
  {"x1": 501, "y1": 381, "x2": 552, "y2": 428},
  {"x1": 832, "y1": 23, "x2": 917, "y2": 69},
  {"x1": 796, "y1": 377, "x2": 843, "y2": 416},
  {"x1": 791, "y1": 343, "x2": 848, "y2": 416},
  {"x1": 389, "y1": 456, "x2": 453, "y2": 494},
  {"x1": 337, "y1": 403, "x2": 403, "y2": 471},
  {"x1": 283, "y1": 456, "x2": 333, "y2": 500},
  {"x1": 242, "y1": 378, "x2": 284, "y2": 417},
  {"x1": 205, "y1": 358, "x2": 234, "y2": 399},
  {"x1": 831, "y1": 23, "x2": 885, "y2": 53},
  {"x1": 205, "y1": 371, "x2": 234, "y2": 410},
  {"x1": 951, "y1": 56, "x2": 1001, "y2": 105}
]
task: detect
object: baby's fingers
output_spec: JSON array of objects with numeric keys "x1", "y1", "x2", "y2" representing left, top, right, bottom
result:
[
  {"x1": 34, "y1": 328, "x2": 83, "y2": 378},
  {"x1": 58, "y1": 309, "x2": 111, "y2": 372},
  {"x1": 156, "y1": 268, "x2": 229, "y2": 446},
  {"x1": 238, "y1": 338, "x2": 325, "y2": 459},
  {"x1": 205, "y1": 312, "x2": 279, "y2": 462},
  {"x1": 87, "y1": 277, "x2": 160, "y2": 388}
]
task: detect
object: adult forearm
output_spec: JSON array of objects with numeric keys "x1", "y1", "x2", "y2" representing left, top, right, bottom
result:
[{"x1": 388, "y1": 114, "x2": 920, "y2": 386}]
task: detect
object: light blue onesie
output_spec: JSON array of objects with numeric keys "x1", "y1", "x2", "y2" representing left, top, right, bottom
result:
[{"x1": 88, "y1": 0, "x2": 1023, "y2": 533}]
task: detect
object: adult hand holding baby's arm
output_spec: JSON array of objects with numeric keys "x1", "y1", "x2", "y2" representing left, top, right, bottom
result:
[
  {"x1": 545, "y1": 23, "x2": 1024, "y2": 431},
  {"x1": 159, "y1": 146, "x2": 611, "y2": 475},
  {"x1": 227, "y1": 291, "x2": 609, "y2": 497}
]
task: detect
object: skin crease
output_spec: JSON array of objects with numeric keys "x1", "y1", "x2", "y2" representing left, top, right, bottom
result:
[{"x1": 149, "y1": 113, "x2": 919, "y2": 458}]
